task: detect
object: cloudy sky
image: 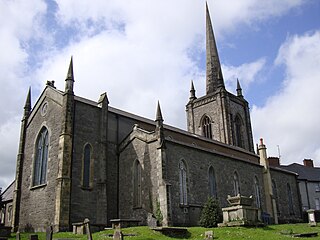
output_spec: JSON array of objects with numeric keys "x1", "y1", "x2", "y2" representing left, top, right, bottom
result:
[{"x1": 0, "y1": 0, "x2": 319, "y2": 189}]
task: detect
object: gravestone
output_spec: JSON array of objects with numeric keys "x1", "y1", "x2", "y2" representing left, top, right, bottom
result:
[
  {"x1": 83, "y1": 219, "x2": 92, "y2": 240},
  {"x1": 307, "y1": 209, "x2": 317, "y2": 227},
  {"x1": 46, "y1": 226, "x2": 53, "y2": 240},
  {"x1": 29, "y1": 234, "x2": 38, "y2": 240},
  {"x1": 205, "y1": 230, "x2": 213, "y2": 240},
  {"x1": 16, "y1": 231, "x2": 20, "y2": 240},
  {"x1": 147, "y1": 213, "x2": 157, "y2": 228},
  {"x1": 113, "y1": 230, "x2": 123, "y2": 240}
]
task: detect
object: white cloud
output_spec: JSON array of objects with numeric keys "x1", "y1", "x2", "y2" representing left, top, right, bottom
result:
[
  {"x1": 252, "y1": 31, "x2": 320, "y2": 166},
  {"x1": 0, "y1": 0, "x2": 313, "y2": 188},
  {"x1": 222, "y1": 58, "x2": 266, "y2": 93}
]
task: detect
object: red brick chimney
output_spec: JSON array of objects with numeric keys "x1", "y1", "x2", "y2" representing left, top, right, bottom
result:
[
  {"x1": 303, "y1": 159, "x2": 314, "y2": 167},
  {"x1": 268, "y1": 157, "x2": 280, "y2": 167}
]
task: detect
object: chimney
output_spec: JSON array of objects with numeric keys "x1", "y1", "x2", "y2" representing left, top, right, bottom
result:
[
  {"x1": 303, "y1": 159, "x2": 314, "y2": 168},
  {"x1": 268, "y1": 157, "x2": 280, "y2": 167}
]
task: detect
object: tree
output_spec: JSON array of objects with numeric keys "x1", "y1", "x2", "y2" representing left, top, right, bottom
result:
[{"x1": 200, "y1": 197, "x2": 222, "y2": 228}]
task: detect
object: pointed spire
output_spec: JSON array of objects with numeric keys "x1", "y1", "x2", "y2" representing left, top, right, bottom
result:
[
  {"x1": 65, "y1": 56, "x2": 74, "y2": 93},
  {"x1": 236, "y1": 78, "x2": 243, "y2": 97},
  {"x1": 156, "y1": 101, "x2": 164, "y2": 123},
  {"x1": 206, "y1": 2, "x2": 224, "y2": 94},
  {"x1": 24, "y1": 87, "x2": 31, "y2": 116},
  {"x1": 189, "y1": 80, "x2": 196, "y2": 101}
]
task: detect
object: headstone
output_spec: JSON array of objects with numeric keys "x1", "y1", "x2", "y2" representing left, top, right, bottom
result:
[
  {"x1": 83, "y1": 218, "x2": 92, "y2": 240},
  {"x1": 16, "y1": 231, "x2": 20, "y2": 240},
  {"x1": 29, "y1": 234, "x2": 38, "y2": 240},
  {"x1": 46, "y1": 226, "x2": 53, "y2": 240},
  {"x1": 205, "y1": 230, "x2": 213, "y2": 240},
  {"x1": 307, "y1": 209, "x2": 317, "y2": 226},
  {"x1": 147, "y1": 213, "x2": 157, "y2": 228},
  {"x1": 113, "y1": 230, "x2": 123, "y2": 240}
]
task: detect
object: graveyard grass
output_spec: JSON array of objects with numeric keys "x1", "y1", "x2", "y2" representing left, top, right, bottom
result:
[{"x1": 8, "y1": 223, "x2": 320, "y2": 240}]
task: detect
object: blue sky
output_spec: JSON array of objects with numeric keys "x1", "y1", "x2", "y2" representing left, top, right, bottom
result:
[{"x1": 0, "y1": 0, "x2": 320, "y2": 189}]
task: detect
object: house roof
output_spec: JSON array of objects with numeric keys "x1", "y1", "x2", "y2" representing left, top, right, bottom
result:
[
  {"x1": 280, "y1": 163, "x2": 320, "y2": 181},
  {"x1": 1, "y1": 180, "x2": 15, "y2": 202}
]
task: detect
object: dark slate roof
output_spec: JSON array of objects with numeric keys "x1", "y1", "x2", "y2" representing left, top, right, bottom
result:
[
  {"x1": 1, "y1": 180, "x2": 15, "y2": 202},
  {"x1": 280, "y1": 163, "x2": 320, "y2": 181}
]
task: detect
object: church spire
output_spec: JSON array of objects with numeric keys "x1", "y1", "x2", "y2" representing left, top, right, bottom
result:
[
  {"x1": 236, "y1": 78, "x2": 243, "y2": 97},
  {"x1": 206, "y1": 2, "x2": 224, "y2": 94},
  {"x1": 65, "y1": 57, "x2": 74, "y2": 93}
]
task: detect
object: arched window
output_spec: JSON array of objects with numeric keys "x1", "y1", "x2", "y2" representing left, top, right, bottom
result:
[
  {"x1": 179, "y1": 160, "x2": 188, "y2": 205},
  {"x1": 233, "y1": 171, "x2": 240, "y2": 196},
  {"x1": 254, "y1": 176, "x2": 261, "y2": 208},
  {"x1": 235, "y1": 115, "x2": 243, "y2": 148},
  {"x1": 287, "y1": 183, "x2": 294, "y2": 215},
  {"x1": 272, "y1": 180, "x2": 280, "y2": 216},
  {"x1": 33, "y1": 127, "x2": 49, "y2": 186},
  {"x1": 82, "y1": 144, "x2": 92, "y2": 188},
  {"x1": 133, "y1": 160, "x2": 142, "y2": 207},
  {"x1": 202, "y1": 115, "x2": 213, "y2": 139},
  {"x1": 209, "y1": 166, "x2": 217, "y2": 197}
]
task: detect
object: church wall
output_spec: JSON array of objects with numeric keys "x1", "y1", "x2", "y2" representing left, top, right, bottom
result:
[
  {"x1": 19, "y1": 92, "x2": 62, "y2": 232},
  {"x1": 70, "y1": 101, "x2": 102, "y2": 224},
  {"x1": 165, "y1": 141, "x2": 265, "y2": 226},
  {"x1": 118, "y1": 137, "x2": 159, "y2": 225},
  {"x1": 270, "y1": 169, "x2": 302, "y2": 222}
]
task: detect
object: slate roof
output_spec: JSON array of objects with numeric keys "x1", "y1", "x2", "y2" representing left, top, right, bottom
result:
[
  {"x1": 1, "y1": 180, "x2": 15, "y2": 202},
  {"x1": 281, "y1": 163, "x2": 320, "y2": 182}
]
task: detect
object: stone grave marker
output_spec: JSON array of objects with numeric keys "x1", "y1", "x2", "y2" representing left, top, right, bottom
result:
[
  {"x1": 16, "y1": 231, "x2": 20, "y2": 240},
  {"x1": 83, "y1": 218, "x2": 92, "y2": 240},
  {"x1": 205, "y1": 230, "x2": 213, "y2": 240},
  {"x1": 29, "y1": 234, "x2": 38, "y2": 240},
  {"x1": 46, "y1": 226, "x2": 53, "y2": 240},
  {"x1": 113, "y1": 230, "x2": 123, "y2": 240},
  {"x1": 147, "y1": 213, "x2": 157, "y2": 228}
]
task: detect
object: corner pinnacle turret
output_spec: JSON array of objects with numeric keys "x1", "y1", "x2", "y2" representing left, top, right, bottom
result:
[
  {"x1": 65, "y1": 57, "x2": 74, "y2": 93},
  {"x1": 206, "y1": 2, "x2": 224, "y2": 94}
]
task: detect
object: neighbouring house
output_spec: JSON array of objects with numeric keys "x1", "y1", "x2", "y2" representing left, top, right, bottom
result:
[
  {"x1": 275, "y1": 159, "x2": 320, "y2": 212},
  {"x1": 0, "y1": 181, "x2": 15, "y2": 227}
]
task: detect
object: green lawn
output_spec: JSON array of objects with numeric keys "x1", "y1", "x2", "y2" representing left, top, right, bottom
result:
[{"x1": 7, "y1": 223, "x2": 320, "y2": 240}]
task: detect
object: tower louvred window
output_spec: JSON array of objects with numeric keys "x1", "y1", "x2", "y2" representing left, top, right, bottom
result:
[{"x1": 202, "y1": 116, "x2": 213, "y2": 139}]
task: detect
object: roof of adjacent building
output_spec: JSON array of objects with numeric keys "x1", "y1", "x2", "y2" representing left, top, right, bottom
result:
[
  {"x1": 281, "y1": 163, "x2": 320, "y2": 181},
  {"x1": 1, "y1": 180, "x2": 15, "y2": 203}
]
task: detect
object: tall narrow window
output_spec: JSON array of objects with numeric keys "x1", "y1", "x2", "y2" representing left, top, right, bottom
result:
[
  {"x1": 287, "y1": 183, "x2": 294, "y2": 215},
  {"x1": 235, "y1": 116, "x2": 243, "y2": 148},
  {"x1": 233, "y1": 172, "x2": 240, "y2": 196},
  {"x1": 254, "y1": 177, "x2": 261, "y2": 208},
  {"x1": 272, "y1": 180, "x2": 280, "y2": 216},
  {"x1": 82, "y1": 144, "x2": 91, "y2": 188},
  {"x1": 133, "y1": 160, "x2": 142, "y2": 207},
  {"x1": 209, "y1": 166, "x2": 217, "y2": 197},
  {"x1": 202, "y1": 116, "x2": 213, "y2": 139},
  {"x1": 179, "y1": 160, "x2": 188, "y2": 205},
  {"x1": 33, "y1": 127, "x2": 49, "y2": 186}
]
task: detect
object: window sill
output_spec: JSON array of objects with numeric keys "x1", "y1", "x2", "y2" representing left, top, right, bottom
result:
[
  {"x1": 30, "y1": 183, "x2": 47, "y2": 190},
  {"x1": 81, "y1": 186, "x2": 93, "y2": 191}
]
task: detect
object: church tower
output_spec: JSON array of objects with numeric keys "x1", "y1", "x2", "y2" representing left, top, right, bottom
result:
[{"x1": 186, "y1": 4, "x2": 254, "y2": 152}]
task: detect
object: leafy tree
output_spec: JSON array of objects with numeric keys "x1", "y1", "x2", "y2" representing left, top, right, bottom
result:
[{"x1": 200, "y1": 197, "x2": 222, "y2": 228}]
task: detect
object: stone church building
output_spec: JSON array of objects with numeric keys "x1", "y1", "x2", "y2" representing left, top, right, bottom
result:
[{"x1": 12, "y1": 5, "x2": 301, "y2": 232}]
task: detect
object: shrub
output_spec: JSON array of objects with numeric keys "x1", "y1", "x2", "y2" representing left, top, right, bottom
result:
[{"x1": 199, "y1": 197, "x2": 223, "y2": 228}]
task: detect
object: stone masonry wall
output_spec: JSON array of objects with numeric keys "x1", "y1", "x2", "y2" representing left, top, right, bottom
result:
[
  {"x1": 165, "y1": 141, "x2": 265, "y2": 226},
  {"x1": 270, "y1": 169, "x2": 302, "y2": 222},
  {"x1": 19, "y1": 89, "x2": 62, "y2": 232},
  {"x1": 70, "y1": 101, "x2": 103, "y2": 224}
]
